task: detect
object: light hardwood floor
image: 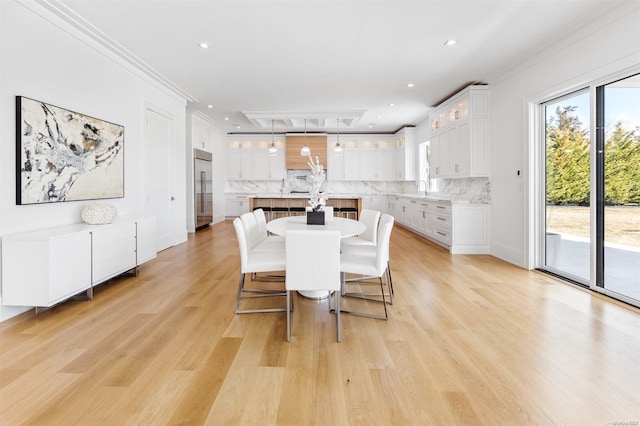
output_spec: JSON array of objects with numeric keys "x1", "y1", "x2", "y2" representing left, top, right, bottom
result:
[{"x1": 1, "y1": 220, "x2": 638, "y2": 425}]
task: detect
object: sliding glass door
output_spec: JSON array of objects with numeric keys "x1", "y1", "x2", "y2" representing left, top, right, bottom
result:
[
  {"x1": 597, "y1": 74, "x2": 640, "y2": 302},
  {"x1": 544, "y1": 90, "x2": 591, "y2": 283},
  {"x1": 541, "y1": 73, "x2": 639, "y2": 306}
]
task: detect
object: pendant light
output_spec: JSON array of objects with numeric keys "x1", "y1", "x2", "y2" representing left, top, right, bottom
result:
[
  {"x1": 268, "y1": 119, "x2": 277, "y2": 156},
  {"x1": 334, "y1": 118, "x2": 343, "y2": 155},
  {"x1": 300, "y1": 118, "x2": 311, "y2": 156}
]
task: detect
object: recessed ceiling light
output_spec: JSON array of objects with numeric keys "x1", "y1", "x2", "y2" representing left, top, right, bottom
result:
[
  {"x1": 224, "y1": 117, "x2": 229, "y2": 121},
  {"x1": 444, "y1": 39, "x2": 457, "y2": 46},
  {"x1": 388, "y1": 103, "x2": 395, "y2": 107},
  {"x1": 376, "y1": 115, "x2": 382, "y2": 120},
  {"x1": 369, "y1": 124, "x2": 375, "y2": 128},
  {"x1": 207, "y1": 105, "x2": 213, "y2": 108},
  {"x1": 234, "y1": 125, "x2": 241, "y2": 129},
  {"x1": 198, "y1": 42, "x2": 209, "y2": 49},
  {"x1": 407, "y1": 83, "x2": 415, "y2": 88}
]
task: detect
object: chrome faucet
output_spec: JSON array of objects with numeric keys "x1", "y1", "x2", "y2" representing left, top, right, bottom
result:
[
  {"x1": 280, "y1": 178, "x2": 285, "y2": 195},
  {"x1": 416, "y1": 180, "x2": 428, "y2": 195}
]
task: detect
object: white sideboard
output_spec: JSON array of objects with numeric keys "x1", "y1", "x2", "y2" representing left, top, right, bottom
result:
[{"x1": 1, "y1": 216, "x2": 157, "y2": 309}]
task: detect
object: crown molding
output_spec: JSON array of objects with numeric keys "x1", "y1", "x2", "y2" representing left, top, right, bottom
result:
[{"x1": 20, "y1": 0, "x2": 198, "y2": 103}]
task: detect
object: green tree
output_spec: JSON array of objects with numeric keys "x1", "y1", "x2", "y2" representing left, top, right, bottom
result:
[
  {"x1": 546, "y1": 106, "x2": 591, "y2": 204},
  {"x1": 605, "y1": 124, "x2": 640, "y2": 205}
]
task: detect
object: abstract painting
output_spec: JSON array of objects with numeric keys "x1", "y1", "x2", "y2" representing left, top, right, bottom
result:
[{"x1": 16, "y1": 96, "x2": 124, "y2": 205}]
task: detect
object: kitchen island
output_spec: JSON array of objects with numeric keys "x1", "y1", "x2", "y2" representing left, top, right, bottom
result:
[{"x1": 249, "y1": 194, "x2": 361, "y2": 220}]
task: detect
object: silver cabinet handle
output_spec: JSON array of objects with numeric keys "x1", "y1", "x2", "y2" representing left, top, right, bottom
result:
[{"x1": 200, "y1": 171, "x2": 206, "y2": 213}]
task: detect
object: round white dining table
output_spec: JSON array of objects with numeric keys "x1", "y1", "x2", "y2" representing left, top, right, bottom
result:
[
  {"x1": 266, "y1": 215, "x2": 365, "y2": 238},
  {"x1": 267, "y1": 216, "x2": 365, "y2": 299}
]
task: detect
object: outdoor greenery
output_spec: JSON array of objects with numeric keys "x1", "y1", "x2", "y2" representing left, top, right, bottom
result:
[{"x1": 546, "y1": 106, "x2": 640, "y2": 205}]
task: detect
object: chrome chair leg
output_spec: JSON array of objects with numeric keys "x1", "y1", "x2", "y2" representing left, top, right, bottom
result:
[
  {"x1": 334, "y1": 271, "x2": 388, "y2": 320},
  {"x1": 286, "y1": 291, "x2": 291, "y2": 342},
  {"x1": 335, "y1": 292, "x2": 341, "y2": 342},
  {"x1": 236, "y1": 272, "x2": 287, "y2": 314}
]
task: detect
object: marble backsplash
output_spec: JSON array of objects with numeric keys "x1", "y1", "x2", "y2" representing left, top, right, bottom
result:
[{"x1": 226, "y1": 173, "x2": 490, "y2": 202}]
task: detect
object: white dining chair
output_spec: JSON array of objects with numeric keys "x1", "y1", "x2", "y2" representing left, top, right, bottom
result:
[
  {"x1": 233, "y1": 217, "x2": 287, "y2": 314},
  {"x1": 324, "y1": 206, "x2": 334, "y2": 222},
  {"x1": 253, "y1": 208, "x2": 285, "y2": 245},
  {"x1": 285, "y1": 230, "x2": 342, "y2": 342},
  {"x1": 340, "y1": 208, "x2": 381, "y2": 250},
  {"x1": 241, "y1": 211, "x2": 284, "y2": 253},
  {"x1": 337, "y1": 214, "x2": 394, "y2": 320},
  {"x1": 241, "y1": 211, "x2": 285, "y2": 282}
]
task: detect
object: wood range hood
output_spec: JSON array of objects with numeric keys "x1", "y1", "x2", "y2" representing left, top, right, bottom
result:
[{"x1": 285, "y1": 134, "x2": 327, "y2": 169}]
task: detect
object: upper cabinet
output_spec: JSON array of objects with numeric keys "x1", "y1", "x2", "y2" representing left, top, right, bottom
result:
[
  {"x1": 227, "y1": 135, "x2": 286, "y2": 180},
  {"x1": 327, "y1": 135, "x2": 394, "y2": 181},
  {"x1": 394, "y1": 127, "x2": 416, "y2": 181},
  {"x1": 430, "y1": 85, "x2": 490, "y2": 178}
]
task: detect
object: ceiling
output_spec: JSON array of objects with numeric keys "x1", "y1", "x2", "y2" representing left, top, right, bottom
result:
[{"x1": 53, "y1": 0, "x2": 621, "y2": 134}]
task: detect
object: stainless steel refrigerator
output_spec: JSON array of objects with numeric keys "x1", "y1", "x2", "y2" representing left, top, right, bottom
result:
[{"x1": 194, "y1": 149, "x2": 213, "y2": 229}]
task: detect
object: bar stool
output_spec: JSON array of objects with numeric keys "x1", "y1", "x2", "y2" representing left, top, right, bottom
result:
[
  {"x1": 340, "y1": 207, "x2": 358, "y2": 220},
  {"x1": 272, "y1": 207, "x2": 289, "y2": 219},
  {"x1": 289, "y1": 207, "x2": 306, "y2": 217}
]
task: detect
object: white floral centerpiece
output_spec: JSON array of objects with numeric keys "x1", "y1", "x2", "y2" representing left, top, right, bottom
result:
[{"x1": 306, "y1": 153, "x2": 326, "y2": 212}]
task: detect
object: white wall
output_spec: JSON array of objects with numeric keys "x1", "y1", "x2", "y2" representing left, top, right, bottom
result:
[
  {"x1": 0, "y1": 0, "x2": 188, "y2": 320},
  {"x1": 490, "y1": 3, "x2": 640, "y2": 267}
]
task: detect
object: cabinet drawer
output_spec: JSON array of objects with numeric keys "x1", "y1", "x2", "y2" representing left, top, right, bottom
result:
[
  {"x1": 93, "y1": 237, "x2": 137, "y2": 283},
  {"x1": 432, "y1": 225, "x2": 452, "y2": 245},
  {"x1": 429, "y1": 212, "x2": 452, "y2": 228},
  {"x1": 428, "y1": 202, "x2": 452, "y2": 215},
  {"x1": 92, "y1": 223, "x2": 136, "y2": 247}
]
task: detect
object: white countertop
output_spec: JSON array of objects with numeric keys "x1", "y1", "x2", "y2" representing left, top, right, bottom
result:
[
  {"x1": 225, "y1": 192, "x2": 488, "y2": 204},
  {"x1": 240, "y1": 193, "x2": 361, "y2": 199}
]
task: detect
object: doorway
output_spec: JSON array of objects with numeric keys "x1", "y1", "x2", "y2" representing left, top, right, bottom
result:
[{"x1": 540, "y1": 73, "x2": 640, "y2": 306}]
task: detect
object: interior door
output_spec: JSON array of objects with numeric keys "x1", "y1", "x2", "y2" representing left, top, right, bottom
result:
[{"x1": 144, "y1": 107, "x2": 175, "y2": 251}]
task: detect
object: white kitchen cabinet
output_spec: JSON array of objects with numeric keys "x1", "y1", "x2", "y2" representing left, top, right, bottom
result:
[
  {"x1": 361, "y1": 195, "x2": 388, "y2": 214},
  {"x1": 393, "y1": 127, "x2": 416, "y2": 181},
  {"x1": 417, "y1": 202, "x2": 431, "y2": 236},
  {"x1": 391, "y1": 196, "x2": 490, "y2": 254},
  {"x1": 429, "y1": 85, "x2": 490, "y2": 178},
  {"x1": 370, "y1": 195, "x2": 388, "y2": 213},
  {"x1": 385, "y1": 196, "x2": 396, "y2": 216},
  {"x1": 428, "y1": 202, "x2": 453, "y2": 246},
  {"x1": 395, "y1": 197, "x2": 412, "y2": 226},
  {"x1": 1, "y1": 217, "x2": 157, "y2": 309},
  {"x1": 343, "y1": 148, "x2": 360, "y2": 180},
  {"x1": 359, "y1": 137, "x2": 394, "y2": 181},
  {"x1": 327, "y1": 137, "x2": 359, "y2": 181},
  {"x1": 227, "y1": 138, "x2": 254, "y2": 179},
  {"x1": 252, "y1": 138, "x2": 286, "y2": 180},
  {"x1": 431, "y1": 131, "x2": 449, "y2": 178},
  {"x1": 327, "y1": 136, "x2": 393, "y2": 182},
  {"x1": 226, "y1": 195, "x2": 250, "y2": 217},
  {"x1": 408, "y1": 200, "x2": 420, "y2": 229},
  {"x1": 451, "y1": 204, "x2": 491, "y2": 254}
]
